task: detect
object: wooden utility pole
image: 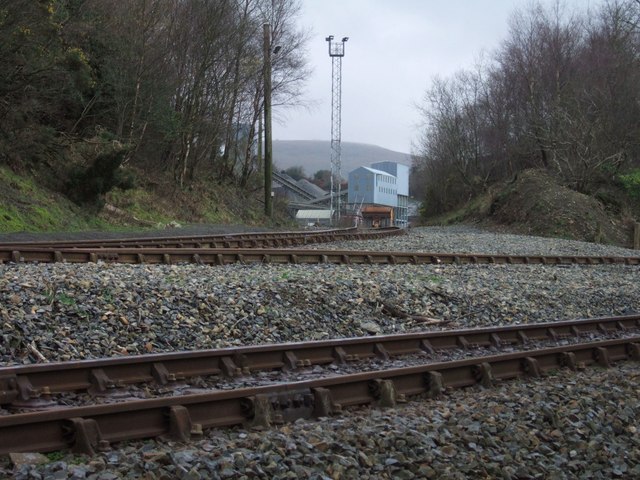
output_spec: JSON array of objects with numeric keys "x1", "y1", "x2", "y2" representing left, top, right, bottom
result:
[
  {"x1": 263, "y1": 23, "x2": 273, "y2": 218},
  {"x1": 257, "y1": 110, "x2": 263, "y2": 172}
]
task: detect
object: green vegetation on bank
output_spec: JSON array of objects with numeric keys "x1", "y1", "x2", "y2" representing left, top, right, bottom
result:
[
  {"x1": 0, "y1": 165, "x2": 289, "y2": 234},
  {"x1": 424, "y1": 169, "x2": 638, "y2": 247},
  {"x1": 0, "y1": 166, "x2": 111, "y2": 232},
  {"x1": 619, "y1": 169, "x2": 640, "y2": 200}
]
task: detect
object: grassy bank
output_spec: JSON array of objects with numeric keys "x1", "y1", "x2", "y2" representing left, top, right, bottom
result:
[{"x1": 0, "y1": 167, "x2": 287, "y2": 234}]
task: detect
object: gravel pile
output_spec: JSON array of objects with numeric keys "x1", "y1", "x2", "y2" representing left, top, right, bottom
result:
[{"x1": 1, "y1": 226, "x2": 639, "y2": 478}]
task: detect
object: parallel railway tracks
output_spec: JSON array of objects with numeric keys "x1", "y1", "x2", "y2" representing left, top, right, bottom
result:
[
  {"x1": 1, "y1": 314, "x2": 638, "y2": 404},
  {"x1": 0, "y1": 315, "x2": 638, "y2": 454},
  {"x1": 1, "y1": 227, "x2": 638, "y2": 455},
  {"x1": 1, "y1": 226, "x2": 638, "y2": 265}
]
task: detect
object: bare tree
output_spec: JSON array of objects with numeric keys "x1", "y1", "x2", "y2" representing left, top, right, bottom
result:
[{"x1": 413, "y1": 0, "x2": 640, "y2": 216}]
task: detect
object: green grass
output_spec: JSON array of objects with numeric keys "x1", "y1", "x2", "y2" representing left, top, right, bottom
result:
[
  {"x1": 45, "y1": 451, "x2": 66, "y2": 462},
  {"x1": 1, "y1": 166, "x2": 36, "y2": 192},
  {"x1": 619, "y1": 169, "x2": 640, "y2": 199},
  {"x1": 100, "y1": 288, "x2": 114, "y2": 303},
  {"x1": 424, "y1": 191, "x2": 494, "y2": 226},
  {"x1": 0, "y1": 165, "x2": 284, "y2": 234},
  {"x1": 0, "y1": 166, "x2": 114, "y2": 233},
  {"x1": 56, "y1": 292, "x2": 77, "y2": 306},
  {"x1": 0, "y1": 204, "x2": 26, "y2": 231},
  {"x1": 45, "y1": 451, "x2": 88, "y2": 465},
  {"x1": 421, "y1": 274, "x2": 443, "y2": 284},
  {"x1": 107, "y1": 187, "x2": 174, "y2": 224},
  {"x1": 0, "y1": 166, "x2": 156, "y2": 233}
]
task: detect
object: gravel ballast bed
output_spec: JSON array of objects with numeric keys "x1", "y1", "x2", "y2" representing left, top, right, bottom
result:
[
  {"x1": 1, "y1": 226, "x2": 639, "y2": 478},
  {"x1": 1, "y1": 263, "x2": 638, "y2": 365},
  {"x1": 303, "y1": 225, "x2": 640, "y2": 257}
]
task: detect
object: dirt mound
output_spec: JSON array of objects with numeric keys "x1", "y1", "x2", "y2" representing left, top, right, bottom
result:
[{"x1": 487, "y1": 169, "x2": 634, "y2": 246}]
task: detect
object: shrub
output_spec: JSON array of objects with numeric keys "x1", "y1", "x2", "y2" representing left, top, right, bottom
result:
[
  {"x1": 618, "y1": 169, "x2": 640, "y2": 200},
  {"x1": 65, "y1": 149, "x2": 135, "y2": 210}
]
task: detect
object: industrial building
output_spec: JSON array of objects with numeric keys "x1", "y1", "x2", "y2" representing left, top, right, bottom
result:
[{"x1": 347, "y1": 162, "x2": 409, "y2": 228}]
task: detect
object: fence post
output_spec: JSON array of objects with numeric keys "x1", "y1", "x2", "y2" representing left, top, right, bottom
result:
[{"x1": 634, "y1": 222, "x2": 640, "y2": 250}]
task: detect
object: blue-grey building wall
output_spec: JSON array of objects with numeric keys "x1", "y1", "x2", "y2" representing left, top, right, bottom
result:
[
  {"x1": 348, "y1": 166, "x2": 397, "y2": 207},
  {"x1": 371, "y1": 162, "x2": 409, "y2": 196},
  {"x1": 368, "y1": 162, "x2": 410, "y2": 227}
]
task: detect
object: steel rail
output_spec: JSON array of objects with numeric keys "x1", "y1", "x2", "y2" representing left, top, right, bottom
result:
[
  {"x1": 0, "y1": 227, "x2": 404, "y2": 250},
  {"x1": 0, "y1": 337, "x2": 637, "y2": 454},
  {"x1": 1, "y1": 245, "x2": 638, "y2": 265},
  {"x1": 1, "y1": 314, "x2": 638, "y2": 407},
  {"x1": 0, "y1": 227, "x2": 355, "y2": 246}
]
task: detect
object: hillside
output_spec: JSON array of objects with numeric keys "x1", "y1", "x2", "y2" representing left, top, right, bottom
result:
[
  {"x1": 429, "y1": 169, "x2": 640, "y2": 249},
  {"x1": 273, "y1": 140, "x2": 411, "y2": 177},
  {"x1": 0, "y1": 166, "x2": 290, "y2": 235}
]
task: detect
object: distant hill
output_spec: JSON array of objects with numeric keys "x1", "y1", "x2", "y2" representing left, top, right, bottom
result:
[{"x1": 273, "y1": 140, "x2": 412, "y2": 178}]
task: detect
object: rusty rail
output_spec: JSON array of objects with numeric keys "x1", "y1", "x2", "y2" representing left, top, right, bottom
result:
[
  {"x1": 1, "y1": 314, "x2": 637, "y2": 406},
  {"x1": 1, "y1": 246, "x2": 639, "y2": 265},
  {"x1": 0, "y1": 337, "x2": 637, "y2": 454},
  {"x1": 0, "y1": 227, "x2": 403, "y2": 250}
]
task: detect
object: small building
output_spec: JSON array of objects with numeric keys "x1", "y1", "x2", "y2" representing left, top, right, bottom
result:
[
  {"x1": 295, "y1": 209, "x2": 333, "y2": 227},
  {"x1": 361, "y1": 205, "x2": 394, "y2": 228}
]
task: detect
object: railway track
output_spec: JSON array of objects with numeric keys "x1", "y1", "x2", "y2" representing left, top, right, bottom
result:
[
  {"x1": 1, "y1": 231, "x2": 638, "y2": 457},
  {"x1": 1, "y1": 225, "x2": 637, "y2": 265},
  {"x1": 1, "y1": 314, "x2": 637, "y2": 405},
  {"x1": 2, "y1": 245, "x2": 639, "y2": 265},
  {"x1": 0, "y1": 316, "x2": 638, "y2": 454},
  {"x1": 0, "y1": 227, "x2": 402, "y2": 250}
]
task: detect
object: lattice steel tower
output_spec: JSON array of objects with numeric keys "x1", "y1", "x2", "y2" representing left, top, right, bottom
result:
[{"x1": 325, "y1": 35, "x2": 348, "y2": 224}]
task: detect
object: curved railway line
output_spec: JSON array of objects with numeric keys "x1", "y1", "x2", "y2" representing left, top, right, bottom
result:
[
  {"x1": 1, "y1": 226, "x2": 638, "y2": 265},
  {"x1": 0, "y1": 227, "x2": 401, "y2": 250},
  {"x1": 1, "y1": 227, "x2": 639, "y2": 458}
]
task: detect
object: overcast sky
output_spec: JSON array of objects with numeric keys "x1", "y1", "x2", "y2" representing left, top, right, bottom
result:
[{"x1": 272, "y1": 0, "x2": 603, "y2": 154}]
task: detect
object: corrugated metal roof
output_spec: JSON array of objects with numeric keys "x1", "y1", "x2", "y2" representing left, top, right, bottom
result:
[
  {"x1": 295, "y1": 209, "x2": 333, "y2": 219},
  {"x1": 297, "y1": 179, "x2": 328, "y2": 198},
  {"x1": 353, "y1": 166, "x2": 397, "y2": 177}
]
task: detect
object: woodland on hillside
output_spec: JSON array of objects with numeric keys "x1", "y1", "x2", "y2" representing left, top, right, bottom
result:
[
  {"x1": 0, "y1": 0, "x2": 308, "y2": 209},
  {"x1": 4, "y1": 0, "x2": 640, "y2": 227},
  {"x1": 412, "y1": 0, "x2": 640, "y2": 219}
]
